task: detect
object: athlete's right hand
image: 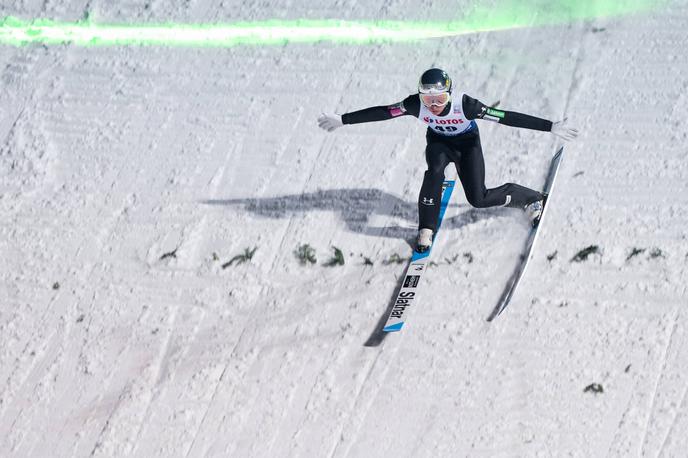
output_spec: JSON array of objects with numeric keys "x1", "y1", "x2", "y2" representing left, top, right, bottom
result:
[{"x1": 318, "y1": 113, "x2": 343, "y2": 132}]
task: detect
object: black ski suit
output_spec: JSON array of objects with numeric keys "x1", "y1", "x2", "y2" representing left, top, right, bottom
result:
[{"x1": 341, "y1": 94, "x2": 552, "y2": 232}]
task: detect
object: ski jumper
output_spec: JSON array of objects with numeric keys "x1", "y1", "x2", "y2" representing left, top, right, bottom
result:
[{"x1": 341, "y1": 93, "x2": 553, "y2": 232}]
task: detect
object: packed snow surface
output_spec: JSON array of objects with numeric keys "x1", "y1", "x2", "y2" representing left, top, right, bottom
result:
[{"x1": 1, "y1": 1, "x2": 687, "y2": 457}]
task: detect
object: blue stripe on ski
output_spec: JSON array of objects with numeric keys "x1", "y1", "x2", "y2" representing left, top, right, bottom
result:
[{"x1": 383, "y1": 322, "x2": 404, "y2": 332}]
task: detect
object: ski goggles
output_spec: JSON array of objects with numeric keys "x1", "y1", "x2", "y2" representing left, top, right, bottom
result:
[{"x1": 420, "y1": 92, "x2": 450, "y2": 107}]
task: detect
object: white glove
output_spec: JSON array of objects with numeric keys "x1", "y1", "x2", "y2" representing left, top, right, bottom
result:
[
  {"x1": 317, "y1": 113, "x2": 343, "y2": 132},
  {"x1": 551, "y1": 118, "x2": 579, "y2": 141}
]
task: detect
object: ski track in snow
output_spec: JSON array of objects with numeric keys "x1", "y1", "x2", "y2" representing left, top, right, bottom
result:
[
  {"x1": 637, "y1": 309, "x2": 679, "y2": 456},
  {"x1": 656, "y1": 381, "x2": 688, "y2": 458},
  {"x1": 1, "y1": 1, "x2": 688, "y2": 457}
]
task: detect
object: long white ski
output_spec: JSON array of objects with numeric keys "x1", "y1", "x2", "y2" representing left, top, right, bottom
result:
[
  {"x1": 487, "y1": 146, "x2": 564, "y2": 321},
  {"x1": 383, "y1": 177, "x2": 456, "y2": 332}
]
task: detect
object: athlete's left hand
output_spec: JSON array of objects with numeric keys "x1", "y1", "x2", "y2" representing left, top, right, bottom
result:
[
  {"x1": 318, "y1": 113, "x2": 343, "y2": 132},
  {"x1": 551, "y1": 118, "x2": 579, "y2": 141}
]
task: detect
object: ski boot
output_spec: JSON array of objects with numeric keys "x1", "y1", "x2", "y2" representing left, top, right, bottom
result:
[
  {"x1": 416, "y1": 228, "x2": 433, "y2": 253},
  {"x1": 525, "y1": 194, "x2": 547, "y2": 227}
]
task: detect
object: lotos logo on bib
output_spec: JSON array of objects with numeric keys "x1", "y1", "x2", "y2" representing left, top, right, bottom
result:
[{"x1": 435, "y1": 118, "x2": 464, "y2": 125}]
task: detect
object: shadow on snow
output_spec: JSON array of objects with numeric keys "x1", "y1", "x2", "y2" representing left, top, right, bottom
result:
[{"x1": 203, "y1": 188, "x2": 509, "y2": 248}]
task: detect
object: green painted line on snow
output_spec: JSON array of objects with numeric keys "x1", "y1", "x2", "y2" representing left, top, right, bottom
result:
[{"x1": 0, "y1": 1, "x2": 661, "y2": 47}]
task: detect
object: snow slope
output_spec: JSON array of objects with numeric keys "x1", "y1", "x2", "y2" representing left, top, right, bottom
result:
[{"x1": 1, "y1": 1, "x2": 687, "y2": 457}]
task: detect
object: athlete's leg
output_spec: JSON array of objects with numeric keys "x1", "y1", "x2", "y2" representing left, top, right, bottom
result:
[
  {"x1": 457, "y1": 134, "x2": 542, "y2": 208},
  {"x1": 418, "y1": 140, "x2": 452, "y2": 231}
]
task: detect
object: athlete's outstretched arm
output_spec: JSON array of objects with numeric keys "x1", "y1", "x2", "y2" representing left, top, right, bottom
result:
[
  {"x1": 341, "y1": 99, "x2": 415, "y2": 124},
  {"x1": 463, "y1": 94, "x2": 578, "y2": 140},
  {"x1": 317, "y1": 95, "x2": 419, "y2": 132}
]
